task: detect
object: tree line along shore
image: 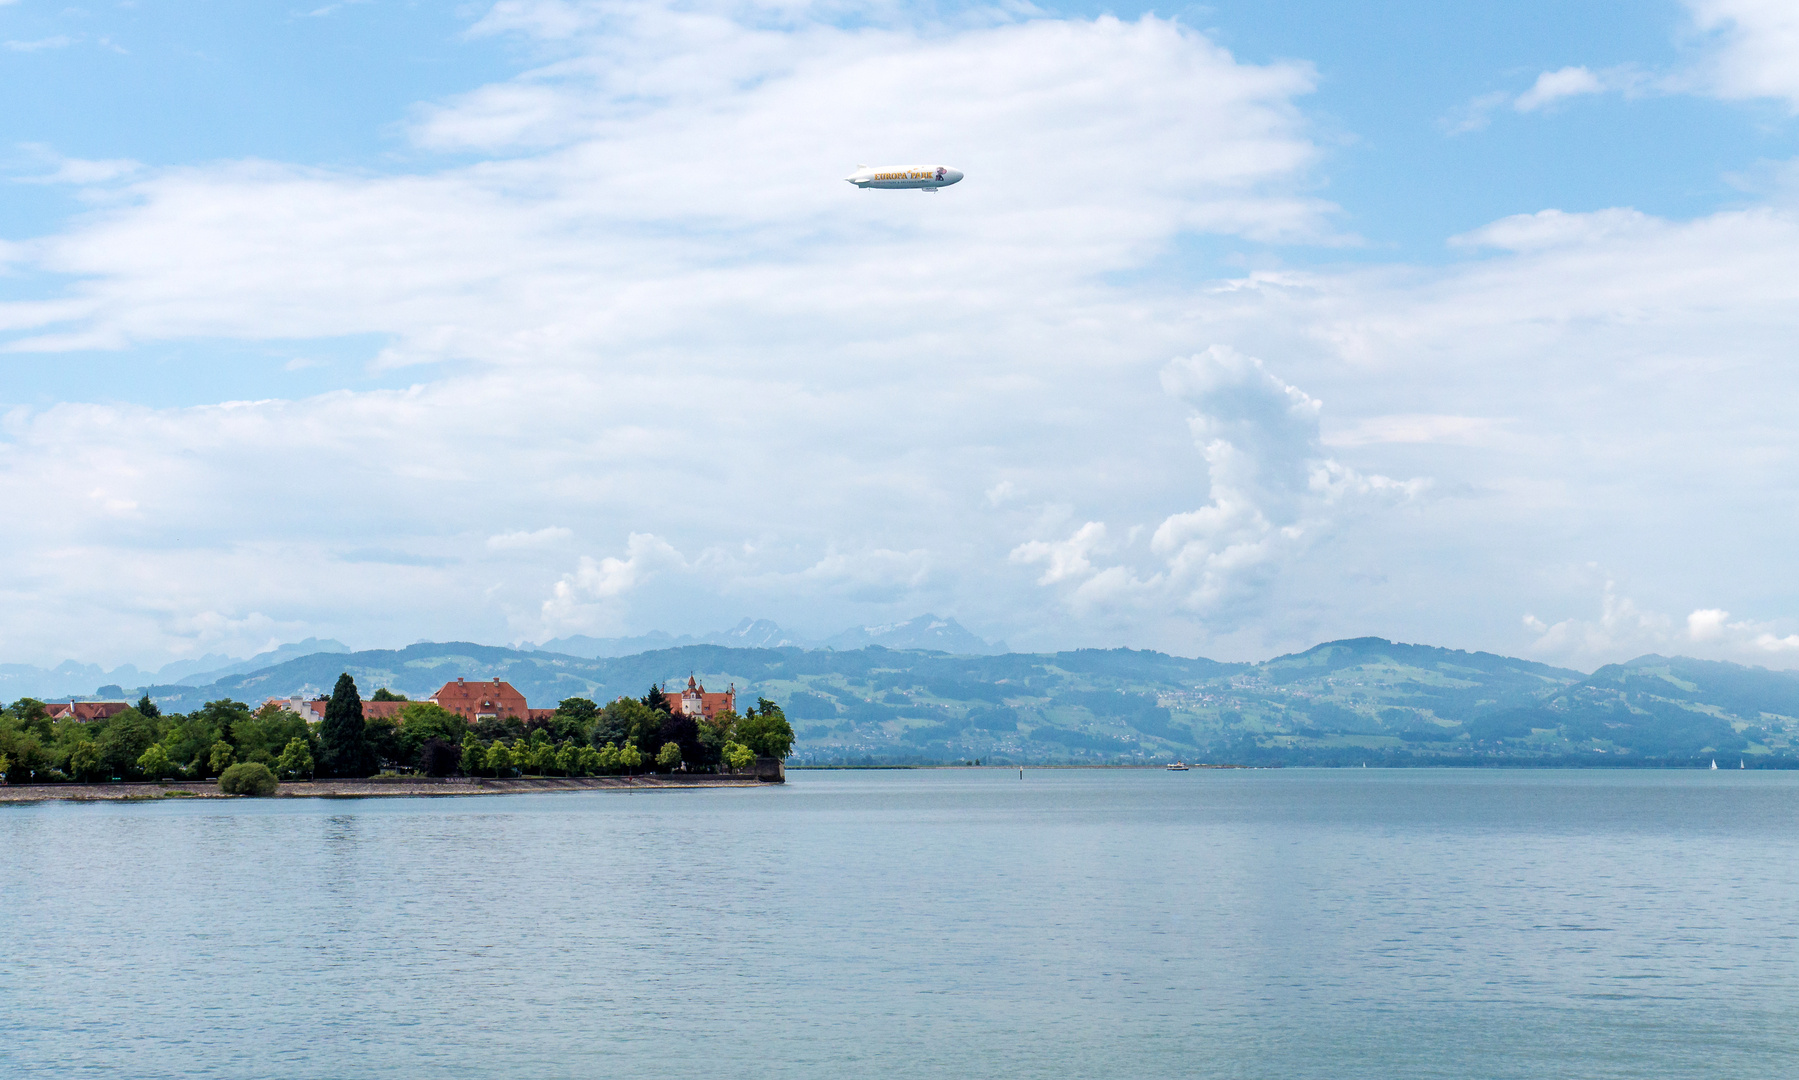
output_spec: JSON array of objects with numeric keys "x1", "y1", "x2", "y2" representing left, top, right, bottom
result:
[{"x1": 0, "y1": 675, "x2": 794, "y2": 794}]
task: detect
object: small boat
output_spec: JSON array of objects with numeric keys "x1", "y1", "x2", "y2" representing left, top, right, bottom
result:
[
  {"x1": 1711, "y1": 759, "x2": 1718, "y2": 770},
  {"x1": 1166, "y1": 761, "x2": 1190, "y2": 771}
]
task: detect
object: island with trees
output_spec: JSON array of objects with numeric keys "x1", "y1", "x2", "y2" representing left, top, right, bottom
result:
[{"x1": 0, "y1": 675, "x2": 792, "y2": 799}]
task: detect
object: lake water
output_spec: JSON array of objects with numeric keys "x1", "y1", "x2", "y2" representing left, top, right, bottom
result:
[{"x1": 2, "y1": 768, "x2": 1797, "y2": 1079}]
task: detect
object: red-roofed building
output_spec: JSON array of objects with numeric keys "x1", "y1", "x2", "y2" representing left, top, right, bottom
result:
[
  {"x1": 428, "y1": 678, "x2": 552, "y2": 722},
  {"x1": 668, "y1": 676, "x2": 736, "y2": 721},
  {"x1": 43, "y1": 701, "x2": 131, "y2": 723}
]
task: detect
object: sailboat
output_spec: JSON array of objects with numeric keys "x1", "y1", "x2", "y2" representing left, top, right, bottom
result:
[{"x1": 1711, "y1": 759, "x2": 1718, "y2": 770}]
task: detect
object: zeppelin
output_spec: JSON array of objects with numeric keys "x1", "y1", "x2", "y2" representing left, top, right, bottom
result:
[{"x1": 844, "y1": 164, "x2": 964, "y2": 191}]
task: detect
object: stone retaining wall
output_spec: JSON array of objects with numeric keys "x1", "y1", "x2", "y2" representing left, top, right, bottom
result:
[{"x1": 0, "y1": 771, "x2": 782, "y2": 803}]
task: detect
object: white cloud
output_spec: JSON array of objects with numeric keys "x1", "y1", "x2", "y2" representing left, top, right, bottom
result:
[
  {"x1": 4, "y1": 36, "x2": 72, "y2": 52},
  {"x1": 1012, "y1": 521, "x2": 1105, "y2": 585},
  {"x1": 1011, "y1": 347, "x2": 1421, "y2": 627},
  {"x1": 1521, "y1": 582, "x2": 1676, "y2": 668},
  {"x1": 1526, "y1": 592, "x2": 1799, "y2": 669},
  {"x1": 29, "y1": 156, "x2": 143, "y2": 186},
  {"x1": 1447, "y1": 66, "x2": 1640, "y2": 132},
  {"x1": 540, "y1": 532, "x2": 686, "y2": 632},
  {"x1": 1683, "y1": 0, "x2": 1799, "y2": 109},
  {"x1": 1513, "y1": 66, "x2": 1607, "y2": 112},
  {"x1": 1449, "y1": 207, "x2": 1658, "y2": 252},
  {"x1": 1322, "y1": 414, "x2": 1506, "y2": 448},
  {"x1": 1687, "y1": 607, "x2": 1730, "y2": 641},
  {"x1": 487, "y1": 526, "x2": 574, "y2": 549},
  {"x1": 1450, "y1": 0, "x2": 1799, "y2": 126}
]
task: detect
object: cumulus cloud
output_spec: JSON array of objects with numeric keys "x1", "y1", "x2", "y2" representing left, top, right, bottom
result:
[
  {"x1": 1012, "y1": 347, "x2": 1421, "y2": 626},
  {"x1": 1012, "y1": 522, "x2": 1106, "y2": 586},
  {"x1": 1525, "y1": 590, "x2": 1799, "y2": 669},
  {"x1": 540, "y1": 533, "x2": 686, "y2": 632},
  {"x1": 1522, "y1": 582, "x2": 1676, "y2": 667},
  {"x1": 1683, "y1": 608, "x2": 1799, "y2": 653}
]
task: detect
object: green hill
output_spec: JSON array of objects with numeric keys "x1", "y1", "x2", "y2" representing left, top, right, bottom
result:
[{"x1": 136, "y1": 638, "x2": 1799, "y2": 766}]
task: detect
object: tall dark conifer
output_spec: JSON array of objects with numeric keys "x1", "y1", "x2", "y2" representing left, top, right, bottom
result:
[
  {"x1": 319, "y1": 673, "x2": 371, "y2": 778},
  {"x1": 643, "y1": 685, "x2": 671, "y2": 715}
]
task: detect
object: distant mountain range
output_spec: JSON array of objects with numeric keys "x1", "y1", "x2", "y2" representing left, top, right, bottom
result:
[
  {"x1": 0, "y1": 638, "x2": 351, "y2": 702},
  {"x1": 23, "y1": 633, "x2": 1798, "y2": 767},
  {"x1": 0, "y1": 615, "x2": 1001, "y2": 701}
]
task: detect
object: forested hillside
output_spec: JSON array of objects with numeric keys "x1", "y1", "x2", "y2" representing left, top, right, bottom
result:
[{"x1": 125, "y1": 637, "x2": 1799, "y2": 766}]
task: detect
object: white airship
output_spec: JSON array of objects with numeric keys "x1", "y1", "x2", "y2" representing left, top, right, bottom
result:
[{"x1": 844, "y1": 164, "x2": 964, "y2": 191}]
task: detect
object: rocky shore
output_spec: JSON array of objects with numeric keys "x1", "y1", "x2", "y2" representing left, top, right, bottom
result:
[{"x1": 0, "y1": 768, "x2": 782, "y2": 803}]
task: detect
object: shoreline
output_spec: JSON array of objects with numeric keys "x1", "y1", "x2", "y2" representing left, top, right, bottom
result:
[{"x1": 0, "y1": 773, "x2": 779, "y2": 803}]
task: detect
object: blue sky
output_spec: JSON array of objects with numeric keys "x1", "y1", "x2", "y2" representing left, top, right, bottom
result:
[{"x1": 2, "y1": 0, "x2": 1798, "y2": 670}]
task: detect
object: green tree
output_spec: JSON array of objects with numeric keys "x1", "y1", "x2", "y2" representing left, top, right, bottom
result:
[
  {"x1": 550, "y1": 697, "x2": 598, "y2": 741},
  {"x1": 158, "y1": 713, "x2": 219, "y2": 776},
  {"x1": 208, "y1": 741, "x2": 237, "y2": 776},
  {"x1": 0, "y1": 713, "x2": 44, "y2": 782},
  {"x1": 275, "y1": 737, "x2": 315, "y2": 780},
  {"x1": 656, "y1": 741, "x2": 682, "y2": 771},
  {"x1": 136, "y1": 743, "x2": 173, "y2": 779},
  {"x1": 194, "y1": 699, "x2": 253, "y2": 750},
  {"x1": 693, "y1": 716, "x2": 727, "y2": 772},
  {"x1": 484, "y1": 742, "x2": 513, "y2": 777},
  {"x1": 11, "y1": 698, "x2": 50, "y2": 739},
  {"x1": 0, "y1": 752, "x2": 10, "y2": 781},
  {"x1": 69, "y1": 739, "x2": 106, "y2": 781},
  {"x1": 364, "y1": 716, "x2": 403, "y2": 772},
  {"x1": 318, "y1": 673, "x2": 372, "y2": 778},
  {"x1": 232, "y1": 703, "x2": 309, "y2": 765},
  {"x1": 460, "y1": 734, "x2": 484, "y2": 776},
  {"x1": 593, "y1": 697, "x2": 670, "y2": 757},
  {"x1": 626, "y1": 743, "x2": 647, "y2": 772},
  {"x1": 736, "y1": 698, "x2": 795, "y2": 759},
  {"x1": 724, "y1": 741, "x2": 755, "y2": 770},
  {"x1": 218, "y1": 761, "x2": 279, "y2": 796},
  {"x1": 135, "y1": 694, "x2": 161, "y2": 719},
  {"x1": 398, "y1": 703, "x2": 470, "y2": 764},
  {"x1": 97, "y1": 707, "x2": 161, "y2": 778},
  {"x1": 643, "y1": 685, "x2": 671, "y2": 715},
  {"x1": 371, "y1": 688, "x2": 408, "y2": 702}
]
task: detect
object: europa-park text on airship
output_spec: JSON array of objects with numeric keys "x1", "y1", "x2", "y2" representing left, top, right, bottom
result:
[{"x1": 844, "y1": 165, "x2": 964, "y2": 191}]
